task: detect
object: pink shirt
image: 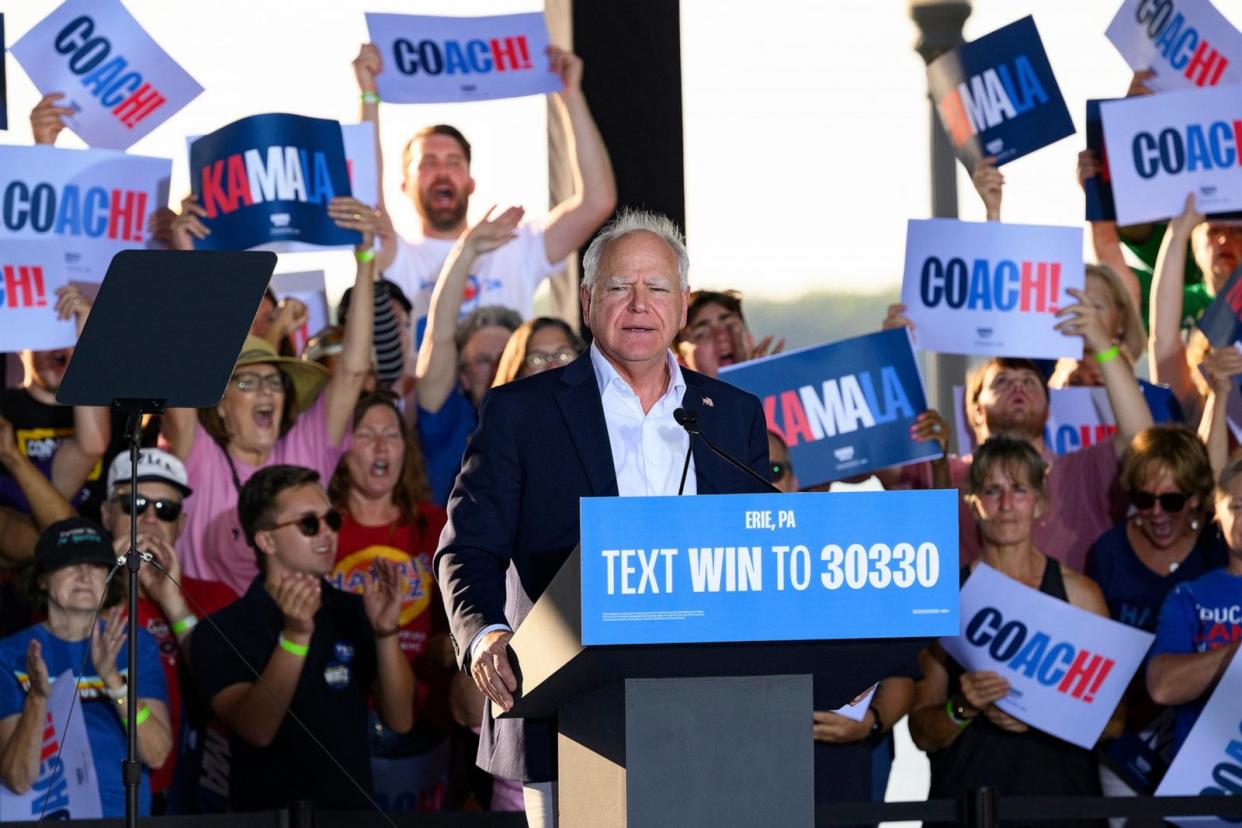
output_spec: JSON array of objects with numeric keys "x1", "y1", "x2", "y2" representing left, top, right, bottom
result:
[
  {"x1": 174, "y1": 395, "x2": 351, "y2": 595},
  {"x1": 899, "y1": 440, "x2": 1124, "y2": 573}
]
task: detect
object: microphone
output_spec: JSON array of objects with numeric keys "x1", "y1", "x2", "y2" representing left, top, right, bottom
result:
[{"x1": 674, "y1": 407, "x2": 781, "y2": 494}]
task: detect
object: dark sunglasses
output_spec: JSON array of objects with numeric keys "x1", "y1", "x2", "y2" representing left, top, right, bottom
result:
[
  {"x1": 770, "y1": 461, "x2": 793, "y2": 482},
  {"x1": 118, "y1": 494, "x2": 183, "y2": 522},
  {"x1": 1129, "y1": 490, "x2": 1189, "y2": 513},
  {"x1": 267, "y1": 509, "x2": 343, "y2": 537}
]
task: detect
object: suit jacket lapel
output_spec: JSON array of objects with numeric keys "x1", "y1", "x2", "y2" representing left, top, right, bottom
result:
[
  {"x1": 555, "y1": 353, "x2": 619, "y2": 497},
  {"x1": 680, "y1": 372, "x2": 720, "y2": 495}
]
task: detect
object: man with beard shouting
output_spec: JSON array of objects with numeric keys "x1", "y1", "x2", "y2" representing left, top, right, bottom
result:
[
  {"x1": 351, "y1": 42, "x2": 617, "y2": 341},
  {"x1": 881, "y1": 286, "x2": 1154, "y2": 573}
]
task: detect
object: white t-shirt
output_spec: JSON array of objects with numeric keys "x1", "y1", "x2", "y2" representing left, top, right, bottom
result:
[{"x1": 385, "y1": 223, "x2": 562, "y2": 342}]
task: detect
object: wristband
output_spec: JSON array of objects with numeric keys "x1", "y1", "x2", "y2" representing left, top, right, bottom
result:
[
  {"x1": 171, "y1": 615, "x2": 198, "y2": 635},
  {"x1": 355, "y1": 248, "x2": 376, "y2": 263},
  {"x1": 279, "y1": 634, "x2": 310, "y2": 657},
  {"x1": 1094, "y1": 344, "x2": 1121, "y2": 364},
  {"x1": 122, "y1": 704, "x2": 151, "y2": 727},
  {"x1": 361, "y1": 91, "x2": 380, "y2": 105},
  {"x1": 105, "y1": 682, "x2": 128, "y2": 702},
  {"x1": 945, "y1": 697, "x2": 974, "y2": 728},
  {"x1": 375, "y1": 626, "x2": 400, "y2": 639}
]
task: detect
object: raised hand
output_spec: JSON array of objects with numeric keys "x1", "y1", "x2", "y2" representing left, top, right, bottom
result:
[
  {"x1": 959, "y1": 669, "x2": 1009, "y2": 711},
  {"x1": 30, "y1": 93, "x2": 74, "y2": 145},
  {"x1": 327, "y1": 196, "x2": 380, "y2": 251},
  {"x1": 25, "y1": 639, "x2": 51, "y2": 700},
  {"x1": 909, "y1": 409, "x2": 949, "y2": 453},
  {"x1": 362, "y1": 559, "x2": 403, "y2": 637},
  {"x1": 54, "y1": 284, "x2": 92, "y2": 334},
  {"x1": 1126, "y1": 69, "x2": 1156, "y2": 97},
  {"x1": 272, "y1": 573, "x2": 321, "y2": 637},
  {"x1": 1202, "y1": 347, "x2": 1242, "y2": 395},
  {"x1": 882, "y1": 303, "x2": 915, "y2": 333},
  {"x1": 547, "y1": 46, "x2": 583, "y2": 98},
  {"x1": 354, "y1": 43, "x2": 383, "y2": 93},
  {"x1": 462, "y1": 205, "x2": 524, "y2": 256},
  {"x1": 972, "y1": 156, "x2": 1004, "y2": 221},
  {"x1": 1168, "y1": 192, "x2": 1206, "y2": 240},
  {"x1": 91, "y1": 606, "x2": 128, "y2": 688},
  {"x1": 133, "y1": 533, "x2": 183, "y2": 610},
  {"x1": 166, "y1": 195, "x2": 211, "y2": 251},
  {"x1": 1055, "y1": 288, "x2": 1113, "y2": 353},
  {"x1": 1076, "y1": 150, "x2": 1100, "y2": 191}
]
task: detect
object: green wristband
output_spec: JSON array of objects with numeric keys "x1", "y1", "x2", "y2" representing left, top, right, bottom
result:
[
  {"x1": 1094, "y1": 344, "x2": 1121, "y2": 364},
  {"x1": 279, "y1": 634, "x2": 310, "y2": 657},
  {"x1": 171, "y1": 615, "x2": 198, "y2": 635},
  {"x1": 945, "y1": 697, "x2": 973, "y2": 728},
  {"x1": 361, "y1": 91, "x2": 380, "y2": 105},
  {"x1": 355, "y1": 248, "x2": 376, "y2": 263},
  {"x1": 122, "y1": 704, "x2": 151, "y2": 727}
]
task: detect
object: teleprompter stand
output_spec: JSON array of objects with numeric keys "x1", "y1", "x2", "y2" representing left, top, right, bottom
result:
[{"x1": 57, "y1": 250, "x2": 276, "y2": 828}]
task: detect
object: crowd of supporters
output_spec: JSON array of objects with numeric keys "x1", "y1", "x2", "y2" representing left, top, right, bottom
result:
[{"x1": 0, "y1": 34, "x2": 1239, "y2": 828}]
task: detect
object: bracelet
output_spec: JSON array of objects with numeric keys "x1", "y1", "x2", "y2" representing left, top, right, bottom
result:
[
  {"x1": 1094, "y1": 344, "x2": 1121, "y2": 364},
  {"x1": 945, "y1": 696, "x2": 974, "y2": 728},
  {"x1": 121, "y1": 704, "x2": 151, "y2": 727},
  {"x1": 361, "y1": 91, "x2": 380, "y2": 105},
  {"x1": 355, "y1": 248, "x2": 376, "y2": 263},
  {"x1": 104, "y1": 681, "x2": 128, "y2": 702},
  {"x1": 375, "y1": 626, "x2": 400, "y2": 640},
  {"x1": 171, "y1": 615, "x2": 198, "y2": 635},
  {"x1": 278, "y1": 634, "x2": 310, "y2": 657}
]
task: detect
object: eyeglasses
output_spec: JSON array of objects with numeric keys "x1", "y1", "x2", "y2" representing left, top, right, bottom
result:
[
  {"x1": 1129, "y1": 490, "x2": 1189, "y2": 513},
  {"x1": 232, "y1": 372, "x2": 286, "y2": 393},
  {"x1": 524, "y1": 349, "x2": 577, "y2": 371},
  {"x1": 118, "y1": 494, "x2": 183, "y2": 522},
  {"x1": 770, "y1": 461, "x2": 793, "y2": 482},
  {"x1": 265, "y1": 509, "x2": 342, "y2": 537}
]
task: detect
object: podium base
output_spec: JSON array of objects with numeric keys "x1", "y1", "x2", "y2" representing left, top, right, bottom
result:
[{"x1": 558, "y1": 675, "x2": 813, "y2": 828}]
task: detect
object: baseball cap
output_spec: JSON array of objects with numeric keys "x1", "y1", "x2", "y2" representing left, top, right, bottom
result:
[
  {"x1": 35, "y1": 517, "x2": 117, "y2": 573},
  {"x1": 106, "y1": 448, "x2": 193, "y2": 497}
]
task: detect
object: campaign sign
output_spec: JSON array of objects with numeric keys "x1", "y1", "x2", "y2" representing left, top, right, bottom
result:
[
  {"x1": 366, "y1": 12, "x2": 561, "y2": 104},
  {"x1": 1196, "y1": 265, "x2": 1242, "y2": 346},
  {"x1": 927, "y1": 15, "x2": 1075, "y2": 168},
  {"x1": 1, "y1": 14, "x2": 7, "y2": 131},
  {"x1": 578, "y1": 490, "x2": 959, "y2": 646},
  {"x1": 941, "y1": 564, "x2": 1154, "y2": 749},
  {"x1": 342, "y1": 122, "x2": 378, "y2": 213},
  {"x1": 1086, "y1": 100, "x2": 1120, "y2": 221},
  {"x1": 901, "y1": 219, "x2": 1085, "y2": 359},
  {"x1": 1155, "y1": 651, "x2": 1242, "y2": 826},
  {"x1": 11, "y1": 0, "x2": 203, "y2": 150},
  {"x1": 0, "y1": 144, "x2": 170, "y2": 283},
  {"x1": 719, "y1": 329, "x2": 941, "y2": 486},
  {"x1": 189, "y1": 113, "x2": 358, "y2": 252},
  {"x1": 1101, "y1": 85, "x2": 1242, "y2": 225},
  {"x1": 0, "y1": 670, "x2": 101, "y2": 821},
  {"x1": 953, "y1": 385, "x2": 1117, "y2": 457},
  {"x1": 270, "y1": 270, "x2": 328, "y2": 354},
  {"x1": 1105, "y1": 0, "x2": 1242, "y2": 93},
  {"x1": 0, "y1": 241, "x2": 77, "y2": 352}
]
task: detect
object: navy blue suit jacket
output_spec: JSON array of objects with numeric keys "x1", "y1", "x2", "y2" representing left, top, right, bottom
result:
[{"x1": 434, "y1": 351, "x2": 771, "y2": 782}]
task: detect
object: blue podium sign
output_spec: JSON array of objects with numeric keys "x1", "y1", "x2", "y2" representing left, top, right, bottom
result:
[{"x1": 579, "y1": 491, "x2": 959, "y2": 646}]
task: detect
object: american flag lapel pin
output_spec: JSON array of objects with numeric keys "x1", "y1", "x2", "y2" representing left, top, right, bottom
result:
[{"x1": 702, "y1": 396, "x2": 714, "y2": 407}]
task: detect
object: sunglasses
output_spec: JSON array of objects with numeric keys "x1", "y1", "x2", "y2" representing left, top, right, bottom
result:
[
  {"x1": 1129, "y1": 490, "x2": 1189, "y2": 513},
  {"x1": 770, "y1": 461, "x2": 793, "y2": 482},
  {"x1": 118, "y1": 494, "x2": 183, "y2": 522},
  {"x1": 266, "y1": 509, "x2": 343, "y2": 537}
]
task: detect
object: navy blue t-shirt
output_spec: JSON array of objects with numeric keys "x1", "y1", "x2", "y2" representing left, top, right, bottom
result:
[{"x1": 0, "y1": 623, "x2": 168, "y2": 817}]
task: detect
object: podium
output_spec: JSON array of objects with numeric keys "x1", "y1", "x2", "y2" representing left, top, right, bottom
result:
[{"x1": 501, "y1": 491, "x2": 960, "y2": 828}]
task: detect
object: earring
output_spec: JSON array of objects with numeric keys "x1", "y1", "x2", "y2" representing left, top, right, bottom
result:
[{"x1": 1190, "y1": 517, "x2": 1201, "y2": 532}]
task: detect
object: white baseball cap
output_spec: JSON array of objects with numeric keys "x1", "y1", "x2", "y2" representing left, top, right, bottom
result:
[{"x1": 106, "y1": 448, "x2": 193, "y2": 497}]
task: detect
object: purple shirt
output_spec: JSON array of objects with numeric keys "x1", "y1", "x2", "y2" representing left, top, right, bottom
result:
[{"x1": 174, "y1": 395, "x2": 350, "y2": 595}]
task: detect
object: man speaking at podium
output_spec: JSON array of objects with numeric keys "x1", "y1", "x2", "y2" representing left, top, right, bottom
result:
[{"x1": 435, "y1": 209, "x2": 771, "y2": 826}]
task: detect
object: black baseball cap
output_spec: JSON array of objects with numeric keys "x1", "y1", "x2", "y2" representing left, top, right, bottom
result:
[{"x1": 35, "y1": 518, "x2": 117, "y2": 573}]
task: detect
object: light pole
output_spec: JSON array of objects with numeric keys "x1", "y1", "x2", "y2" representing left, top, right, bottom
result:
[{"x1": 910, "y1": 0, "x2": 970, "y2": 449}]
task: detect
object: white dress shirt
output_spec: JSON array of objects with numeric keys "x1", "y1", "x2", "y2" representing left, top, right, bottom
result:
[
  {"x1": 469, "y1": 345, "x2": 696, "y2": 665},
  {"x1": 589, "y1": 342, "x2": 697, "y2": 497}
]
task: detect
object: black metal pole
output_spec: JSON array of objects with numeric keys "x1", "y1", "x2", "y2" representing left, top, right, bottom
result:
[{"x1": 123, "y1": 410, "x2": 142, "y2": 828}]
